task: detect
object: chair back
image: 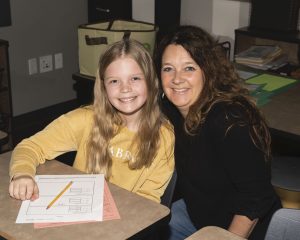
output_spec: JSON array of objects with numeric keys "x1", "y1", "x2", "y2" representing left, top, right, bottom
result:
[
  {"x1": 271, "y1": 156, "x2": 300, "y2": 208},
  {"x1": 265, "y1": 208, "x2": 300, "y2": 240},
  {"x1": 161, "y1": 170, "x2": 177, "y2": 208},
  {"x1": 216, "y1": 41, "x2": 231, "y2": 60},
  {"x1": 272, "y1": 156, "x2": 300, "y2": 192}
]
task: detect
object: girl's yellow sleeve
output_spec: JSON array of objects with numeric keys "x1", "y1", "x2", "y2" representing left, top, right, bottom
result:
[{"x1": 9, "y1": 107, "x2": 91, "y2": 179}]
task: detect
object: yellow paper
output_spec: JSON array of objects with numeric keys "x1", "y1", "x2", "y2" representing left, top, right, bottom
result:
[{"x1": 245, "y1": 74, "x2": 296, "y2": 92}]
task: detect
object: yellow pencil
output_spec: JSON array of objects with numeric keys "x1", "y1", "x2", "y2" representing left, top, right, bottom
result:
[{"x1": 46, "y1": 181, "x2": 73, "y2": 210}]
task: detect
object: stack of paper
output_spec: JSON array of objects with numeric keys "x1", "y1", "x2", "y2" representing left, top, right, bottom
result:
[
  {"x1": 16, "y1": 175, "x2": 120, "y2": 228},
  {"x1": 235, "y1": 45, "x2": 286, "y2": 70}
]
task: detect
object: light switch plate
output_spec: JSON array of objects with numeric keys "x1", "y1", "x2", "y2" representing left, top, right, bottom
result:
[
  {"x1": 54, "y1": 53, "x2": 63, "y2": 69},
  {"x1": 28, "y1": 58, "x2": 38, "y2": 75}
]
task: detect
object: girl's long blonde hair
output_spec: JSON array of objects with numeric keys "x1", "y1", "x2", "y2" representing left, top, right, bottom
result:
[{"x1": 86, "y1": 39, "x2": 163, "y2": 178}]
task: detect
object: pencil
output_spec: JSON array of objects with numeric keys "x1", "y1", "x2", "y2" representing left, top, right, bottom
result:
[{"x1": 46, "y1": 180, "x2": 73, "y2": 210}]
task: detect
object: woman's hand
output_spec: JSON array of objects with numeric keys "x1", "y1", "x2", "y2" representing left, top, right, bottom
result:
[{"x1": 9, "y1": 175, "x2": 39, "y2": 201}]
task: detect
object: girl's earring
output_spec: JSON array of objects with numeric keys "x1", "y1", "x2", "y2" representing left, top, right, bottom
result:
[{"x1": 162, "y1": 92, "x2": 165, "y2": 99}]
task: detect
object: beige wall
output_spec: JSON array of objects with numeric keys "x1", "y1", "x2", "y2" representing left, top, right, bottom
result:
[
  {"x1": 212, "y1": 0, "x2": 250, "y2": 39},
  {"x1": 181, "y1": 0, "x2": 213, "y2": 33},
  {"x1": 133, "y1": 0, "x2": 155, "y2": 23},
  {"x1": 0, "y1": 0, "x2": 87, "y2": 116},
  {"x1": 133, "y1": 0, "x2": 251, "y2": 44}
]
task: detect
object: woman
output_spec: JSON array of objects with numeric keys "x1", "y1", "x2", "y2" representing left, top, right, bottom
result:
[{"x1": 155, "y1": 25, "x2": 281, "y2": 239}]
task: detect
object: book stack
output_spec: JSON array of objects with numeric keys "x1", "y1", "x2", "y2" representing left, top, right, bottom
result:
[{"x1": 235, "y1": 45, "x2": 287, "y2": 70}]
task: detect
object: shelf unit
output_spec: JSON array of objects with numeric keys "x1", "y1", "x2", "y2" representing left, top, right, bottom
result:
[
  {"x1": 0, "y1": 39, "x2": 13, "y2": 152},
  {"x1": 234, "y1": 27, "x2": 300, "y2": 66}
]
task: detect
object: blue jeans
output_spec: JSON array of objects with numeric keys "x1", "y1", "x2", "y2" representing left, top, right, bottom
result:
[{"x1": 167, "y1": 199, "x2": 197, "y2": 240}]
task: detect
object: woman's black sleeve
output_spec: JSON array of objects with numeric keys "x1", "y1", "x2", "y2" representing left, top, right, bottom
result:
[{"x1": 211, "y1": 108, "x2": 277, "y2": 220}]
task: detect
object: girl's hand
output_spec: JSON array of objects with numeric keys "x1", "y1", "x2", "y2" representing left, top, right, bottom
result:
[{"x1": 9, "y1": 175, "x2": 39, "y2": 201}]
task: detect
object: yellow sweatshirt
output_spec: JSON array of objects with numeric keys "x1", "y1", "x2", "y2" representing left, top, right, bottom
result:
[{"x1": 9, "y1": 107, "x2": 175, "y2": 203}]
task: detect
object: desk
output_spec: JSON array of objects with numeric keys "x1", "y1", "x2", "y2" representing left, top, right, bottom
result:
[
  {"x1": 259, "y1": 77, "x2": 300, "y2": 157},
  {"x1": 260, "y1": 82, "x2": 300, "y2": 137},
  {"x1": 185, "y1": 226, "x2": 246, "y2": 240},
  {"x1": 0, "y1": 151, "x2": 170, "y2": 240},
  {"x1": 257, "y1": 80, "x2": 300, "y2": 208}
]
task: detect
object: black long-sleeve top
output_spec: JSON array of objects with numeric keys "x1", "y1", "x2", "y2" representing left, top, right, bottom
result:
[{"x1": 162, "y1": 99, "x2": 281, "y2": 240}]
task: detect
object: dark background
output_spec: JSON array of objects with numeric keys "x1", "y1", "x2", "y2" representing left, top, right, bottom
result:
[{"x1": 0, "y1": 0, "x2": 12, "y2": 27}]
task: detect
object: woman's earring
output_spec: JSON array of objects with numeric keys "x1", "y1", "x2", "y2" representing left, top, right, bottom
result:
[{"x1": 161, "y1": 92, "x2": 165, "y2": 99}]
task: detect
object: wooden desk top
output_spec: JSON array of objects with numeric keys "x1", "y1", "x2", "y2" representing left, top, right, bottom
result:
[
  {"x1": 235, "y1": 64, "x2": 300, "y2": 137},
  {"x1": 0, "y1": 152, "x2": 170, "y2": 240},
  {"x1": 185, "y1": 226, "x2": 246, "y2": 240},
  {"x1": 260, "y1": 82, "x2": 300, "y2": 137}
]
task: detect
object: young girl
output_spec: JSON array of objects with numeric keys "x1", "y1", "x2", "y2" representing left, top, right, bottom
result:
[{"x1": 9, "y1": 39, "x2": 174, "y2": 203}]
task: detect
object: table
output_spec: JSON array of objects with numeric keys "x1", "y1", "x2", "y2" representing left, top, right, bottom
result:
[
  {"x1": 236, "y1": 64, "x2": 300, "y2": 156},
  {"x1": 0, "y1": 151, "x2": 170, "y2": 240},
  {"x1": 185, "y1": 226, "x2": 246, "y2": 240},
  {"x1": 260, "y1": 82, "x2": 300, "y2": 137},
  {"x1": 257, "y1": 78, "x2": 300, "y2": 208},
  {"x1": 259, "y1": 78, "x2": 300, "y2": 158},
  {"x1": 236, "y1": 63, "x2": 300, "y2": 138}
]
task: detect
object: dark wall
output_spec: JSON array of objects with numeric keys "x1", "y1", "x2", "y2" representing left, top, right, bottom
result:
[
  {"x1": 88, "y1": 0, "x2": 132, "y2": 22},
  {"x1": 0, "y1": 0, "x2": 12, "y2": 27},
  {"x1": 155, "y1": 0, "x2": 181, "y2": 42},
  {"x1": 250, "y1": 0, "x2": 300, "y2": 32}
]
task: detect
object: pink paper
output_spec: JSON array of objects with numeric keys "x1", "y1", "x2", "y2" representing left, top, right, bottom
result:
[{"x1": 34, "y1": 181, "x2": 120, "y2": 228}]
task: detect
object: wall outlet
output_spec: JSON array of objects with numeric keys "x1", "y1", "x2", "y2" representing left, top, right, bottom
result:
[
  {"x1": 28, "y1": 58, "x2": 38, "y2": 75},
  {"x1": 54, "y1": 53, "x2": 63, "y2": 69},
  {"x1": 39, "y1": 55, "x2": 53, "y2": 73}
]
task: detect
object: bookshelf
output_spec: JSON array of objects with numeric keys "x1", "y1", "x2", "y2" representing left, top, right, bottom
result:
[{"x1": 234, "y1": 27, "x2": 300, "y2": 66}]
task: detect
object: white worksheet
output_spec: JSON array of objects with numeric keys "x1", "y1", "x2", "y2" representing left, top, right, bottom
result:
[{"x1": 16, "y1": 174, "x2": 104, "y2": 223}]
